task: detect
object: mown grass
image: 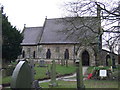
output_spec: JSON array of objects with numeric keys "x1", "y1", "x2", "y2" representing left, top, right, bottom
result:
[
  {"x1": 40, "y1": 80, "x2": 119, "y2": 88},
  {"x1": 34, "y1": 64, "x2": 76, "y2": 80},
  {"x1": 2, "y1": 76, "x2": 11, "y2": 84},
  {"x1": 2, "y1": 64, "x2": 76, "y2": 84}
]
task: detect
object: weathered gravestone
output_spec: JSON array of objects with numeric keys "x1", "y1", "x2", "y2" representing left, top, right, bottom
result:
[
  {"x1": 11, "y1": 61, "x2": 33, "y2": 88},
  {"x1": 49, "y1": 60, "x2": 58, "y2": 87},
  {"x1": 75, "y1": 59, "x2": 85, "y2": 90},
  {"x1": 29, "y1": 59, "x2": 41, "y2": 89},
  {"x1": 29, "y1": 59, "x2": 35, "y2": 82},
  {"x1": 39, "y1": 60, "x2": 46, "y2": 67}
]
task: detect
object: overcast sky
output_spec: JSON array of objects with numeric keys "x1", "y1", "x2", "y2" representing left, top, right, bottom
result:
[
  {"x1": 0, "y1": 0, "x2": 119, "y2": 53},
  {"x1": 0, "y1": 0, "x2": 119, "y2": 32},
  {"x1": 0, "y1": 0, "x2": 74, "y2": 31}
]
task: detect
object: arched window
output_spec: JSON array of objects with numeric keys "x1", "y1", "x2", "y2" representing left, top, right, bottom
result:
[
  {"x1": 46, "y1": 49, "x2": 51, "y2": 59},
  {"x1": 22, "y1": 50, "x2": 25, "y2": 58},
  {"x1": 64, "y1": 49, "x2": 69, "y2": 59},
  {"x1": 33, "y1": 51, "x2": 36, "y2": 58}
]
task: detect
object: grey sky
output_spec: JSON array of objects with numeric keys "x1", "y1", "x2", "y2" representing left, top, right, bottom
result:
[
  {"x1": 0, "y1": 0, "x2": 73, "y2": 31},
  {"x1": 0, "y1": 0, "x2": 119, "y2": 31},
  {"x1": 0, "y1": 0, "x2": 119, "y2": 53}
]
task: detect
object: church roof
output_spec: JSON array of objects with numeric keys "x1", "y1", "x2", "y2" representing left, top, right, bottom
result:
[
  {"x1": 39, "y1": 17, "x2": 99, "y2": 44},
  {"x1": 21, "y1": 27, "x2": 43, "y2": 45},
  {"x1": 21, "y1": 17, "x2": 100, "y2": 45},
  {"x1": 40, "y1": 18, "x2": 79, "y2": 44}
]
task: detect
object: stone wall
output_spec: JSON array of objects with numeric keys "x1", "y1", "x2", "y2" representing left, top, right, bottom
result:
[
  {"x1": 77, "y1": 46, "x2": 96, "y2": 66},
  {"x1": 22, "y1": 46, "x2": 37, "y2": 59},
  {"x1": 21, "y1": 43, "x2": 119, "y2": 66},
  {"x1": 37, "y1": 44, "x2": 75, "y2": 60},
  {"x1": 21, "y1": 44, "x2": 97, "y2": 66},
  {"x1": 101, "y1": 50, "x2": 118, "y2": 66}
]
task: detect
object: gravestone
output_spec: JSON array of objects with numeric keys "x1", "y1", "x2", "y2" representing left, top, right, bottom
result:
[
  {"x1": 65, "y1": 59, "x2": 68, "y2": 67},
  {"x1": 49, "y1": 60, "x2": 58, "y2": 87},
  {"x1": 11, "y1": 61, "x2": 33, "y2": 88},
  {"x1": 29, "y1": 59, "x2": 35, "y2": 82},
  {"x1": 61, "y1": 59, "x2": 64, "y2": 66},
  {"x1": 75, "y1": 59, "x2": 85, "y2": 90},
  {"x1": 33, "y1": 80, "x2": 41, "y2": 89},
  {"x1": 39, "y1": 60, "x2": 46, "y2": 67}
]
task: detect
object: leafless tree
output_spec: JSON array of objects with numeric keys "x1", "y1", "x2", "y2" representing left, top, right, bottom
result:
[{"x1": 61, "y1": 0, "x2": 120, "y2": 55}]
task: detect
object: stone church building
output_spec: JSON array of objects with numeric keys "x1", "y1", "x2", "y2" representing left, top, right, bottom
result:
[{"x1": 20, "y1": 17, "x2": 118, "y2": 66}]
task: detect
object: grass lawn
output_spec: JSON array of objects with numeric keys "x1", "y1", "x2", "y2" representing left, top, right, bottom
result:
[
  {"x1": 40, "y1": 80, "x2": 119, "y2": 88},
  {"x1": 34, "y1": 64, "x2": 76, "y2": 80},
  {"x1": 40, "y1": 65, "x2": 119, "y2": 88},
  {"x1": 2, "y1": 64, "x2": 76, "y2": 84},
  {"x1": 2, "y1": 76, "x2": 11, "y2": 84}
]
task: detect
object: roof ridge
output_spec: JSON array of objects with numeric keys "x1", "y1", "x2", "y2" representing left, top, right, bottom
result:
[
  {"x1": 26, "y1": 26, "x2": 43, "y2": 28},
  {"x1": 46, "y1": 16, "x2": 98, "y2": 20}
]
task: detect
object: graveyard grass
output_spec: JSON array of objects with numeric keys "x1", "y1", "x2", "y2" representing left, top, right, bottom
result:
[
  {"x1": 40, "y1": 66, "x2": 119, "y2": 88},
  {"x1": 2, "y1": 64, "x2": 119, "y2": 88},
  {"x1": 2, "y1": 64, "x2": 76, "y2": 84},
  {"x1": 40, "y1": 80, "x2": 118, "y2": 88},
  {"x1": 34, "y1": 64, "x2": 76, "y2": 80}
]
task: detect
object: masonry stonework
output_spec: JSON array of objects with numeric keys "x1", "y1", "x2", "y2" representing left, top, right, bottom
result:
[{"x1": 21, "y1": 17, "x2": 118, "y2": 66}]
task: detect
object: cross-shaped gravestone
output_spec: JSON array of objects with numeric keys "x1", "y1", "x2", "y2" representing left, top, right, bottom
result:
[{"x1": 11, "y1": 61, "x2": 33, "y2": 88}]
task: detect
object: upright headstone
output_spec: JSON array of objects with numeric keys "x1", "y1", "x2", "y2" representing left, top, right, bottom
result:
[
  {"x1": 49, "y1": 60, "x2": 58, "y2": 87},
  {"x1": 63, "y1": 59, "x2": 65, "y2": 65},
  {"x1": 29, "y1": 59, "x2": 35, "y2": 85},
  {"x1": 39, "y1": 60, "x2": 45, "y2": 67},
  {"x1": 76, "y1": 59, "x2": 85, "y2": 90},
  {"x1": 11, "y1": 61, "x2": 33, "y2": 88},
  {"x1": 61, "y1": 59, "x2": 64, "y2": 66},
  {"x1": 33, "y1": 80, "x2": 41, "y2": 89},
  {"x1": 65, "y1": 59, "x2": 68, "y2": 67}
]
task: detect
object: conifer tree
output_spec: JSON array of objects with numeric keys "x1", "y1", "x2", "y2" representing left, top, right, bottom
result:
[{"x1": 2, "y1": 7, "x2": 23, "y2": 62}]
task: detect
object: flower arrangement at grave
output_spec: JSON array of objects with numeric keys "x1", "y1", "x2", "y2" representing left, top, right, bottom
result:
[{"x1": 87, "y1": 66, "x2": 112, "y2": 80}]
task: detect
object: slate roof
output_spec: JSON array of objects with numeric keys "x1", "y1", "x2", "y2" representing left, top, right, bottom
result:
[
  {"x1": 39, "y1": 17, "x2": 99, "y2": 44},
  {"x1": 21, "y1": 17, "x2": 100, "y2": 45},
  {"x1": 21, "y1": 27, "x2": 43, "y2": 45}
]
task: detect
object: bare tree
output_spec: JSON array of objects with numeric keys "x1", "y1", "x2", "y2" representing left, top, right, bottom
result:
[{"x1": 62, "y1": 0, "x2": 120, "y2": 55}]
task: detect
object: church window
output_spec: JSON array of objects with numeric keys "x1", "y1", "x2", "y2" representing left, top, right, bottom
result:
[
  {"x1": 33, "y1": 51, "x2": 36, "y2": 58},
  {"x1": 56, "y1": 47, "x2": 60, "y2": 52},
  {"x1": 64, "y1": 49, "x2": 69, "y2": 59},
  {"x1": 46, "y1": 49, "x2": 51, "y2": 59},
  {"x1": 22, "y1": 50, "x2": 25, "y2": 58}
]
